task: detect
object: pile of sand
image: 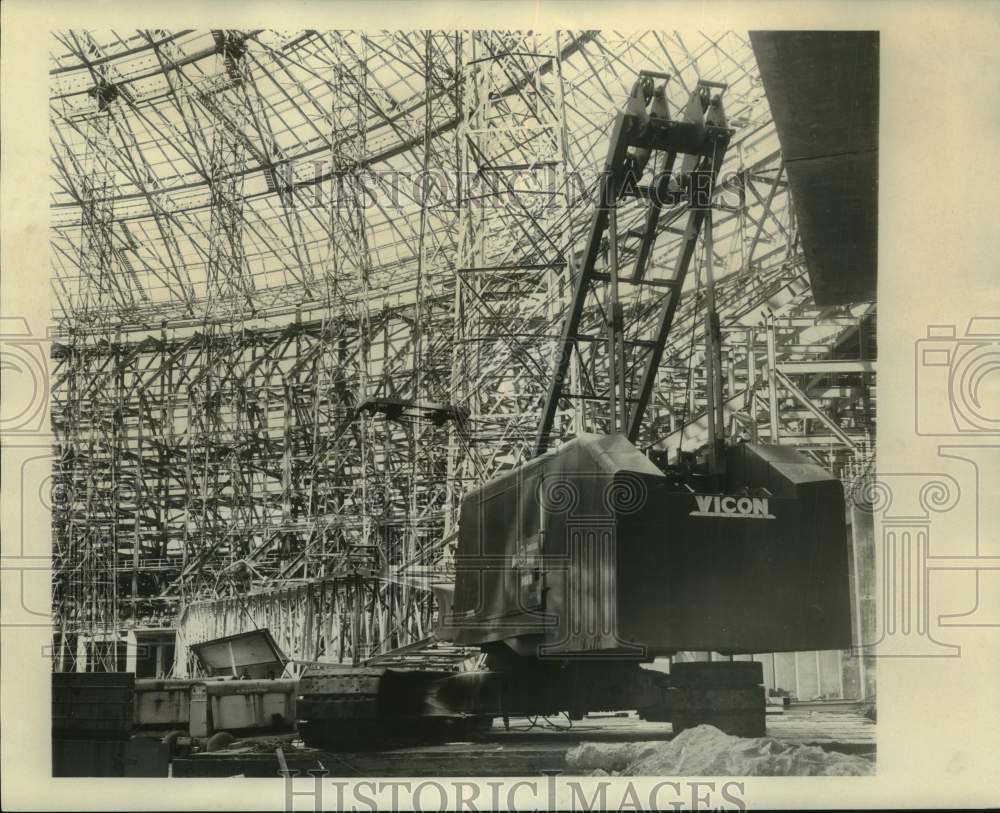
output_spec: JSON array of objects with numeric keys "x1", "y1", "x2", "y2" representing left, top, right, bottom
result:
[
  {"x1": 566, "y1": 725, "x2": 875, "y2": 776},
  {"x1": 564, "y1": 741, "x2": 662, "y2": 774}
]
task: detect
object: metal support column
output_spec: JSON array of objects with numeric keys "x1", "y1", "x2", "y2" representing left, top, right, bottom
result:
[{"x1": 765, "y1": 315, "x2": 780, "y2": 442}]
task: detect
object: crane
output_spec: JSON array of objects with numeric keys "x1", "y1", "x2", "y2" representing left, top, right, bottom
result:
[{"x1": 296, "y1": 71, "x2": 853, "y2": 750}]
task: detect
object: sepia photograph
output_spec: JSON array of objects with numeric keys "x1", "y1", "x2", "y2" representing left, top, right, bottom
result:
[
  {"x1": 1, "y1": 3, "x2": 998, "y2": 811},
  {"x1": 44, "y1": 26, "x2": 878, "y2": 782}
]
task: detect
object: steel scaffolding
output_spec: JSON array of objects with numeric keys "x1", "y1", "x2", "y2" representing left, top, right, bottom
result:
[{"x1": 49, "y1": 31, "x2": 876, "y2": 685}]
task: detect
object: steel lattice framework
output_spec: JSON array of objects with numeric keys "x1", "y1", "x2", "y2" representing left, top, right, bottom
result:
[{"x1": 49, "y1": 30, "x2": 875, "y2": 676}]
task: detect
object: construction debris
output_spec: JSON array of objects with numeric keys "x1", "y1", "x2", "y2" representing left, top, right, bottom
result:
[
  {"x1": 566, "y1": 725, "x2": 875, "y2": 776},
  {"x1": 564, "y1": 741, "x2": 662, "y2": 774}
]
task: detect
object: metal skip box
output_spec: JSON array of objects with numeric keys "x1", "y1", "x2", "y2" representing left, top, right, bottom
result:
[
  {"x1": 138, "y1": 678, "x2": 298, "y2": 738},
  {"x1": 199, "y1": 680, "x2": 297, "y2": 736},
  {"x1": 134, "y1": 630, "x2": 297, "y2": 738},
  {"x1": 189, "y1": 629, "x2": 288, "y2": 679},
  {"x1": 134, "y1": 679, "x2": 196, "y2": 728}
]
